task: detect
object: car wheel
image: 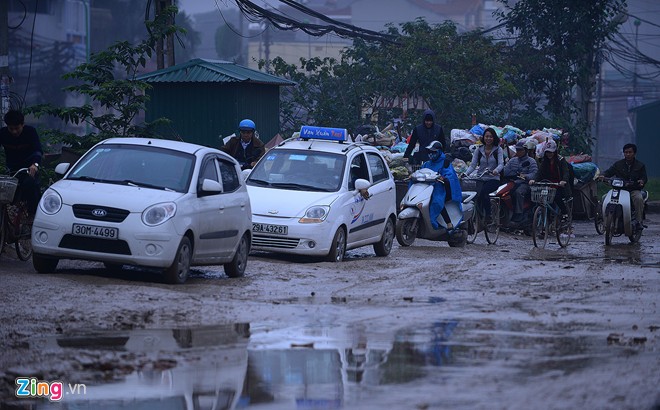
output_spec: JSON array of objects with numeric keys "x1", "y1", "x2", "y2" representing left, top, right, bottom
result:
[
  {"x1": 33, "y1": 253, "x2": 59, "y2": 273},
  {"x1": 225, "y1": 233, "x2": 249, "y2": 278},
  {"x1": 326, "y1": 227, "x2": 346, "y2": 262},
  {"x1": 373, "y1": 217, "x2": 394, "y2": 257},
  {"x1": 164, "y1": 236, "x2": 192, "y2": 284}
]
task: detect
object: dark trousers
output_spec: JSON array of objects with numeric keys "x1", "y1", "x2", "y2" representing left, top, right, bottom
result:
[
  {"x1": 476, "y1": 179, "x2": 501, "y2": 215},
  {"x1": 15, "y1": 173, "x2": 41, "y2": 216}
]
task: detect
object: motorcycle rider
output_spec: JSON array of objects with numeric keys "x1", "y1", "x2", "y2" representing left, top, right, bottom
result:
[
  {"x1": 422, "y1": 141, "x2": 462, "y2": 231},
  {"x1": 221, "y1": 119, "x2": 265, "y2": 170},
  {"x1": 598, "y1": 143, "x2": 647, "y2": 227},
  {"x1": 503, "y1": 140, "x2": 538, "y2": 223}
]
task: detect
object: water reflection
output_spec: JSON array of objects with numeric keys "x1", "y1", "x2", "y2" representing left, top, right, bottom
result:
[{"x1": 28, "y1": 319, "x2": 605, "y2": 409}]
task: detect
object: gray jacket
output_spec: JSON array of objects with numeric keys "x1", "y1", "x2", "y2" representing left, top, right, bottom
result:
[
  {"x1": 466, "y1": 146, "x2": 504, "y2": 181},
  {"x1": 503, "y1": 154, "x2": 538, "y2": 181}
]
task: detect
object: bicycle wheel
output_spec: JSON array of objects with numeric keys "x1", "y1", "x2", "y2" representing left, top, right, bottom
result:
[
  {"x1": 484, "y1": 198, "x2": 500, "y2": 245},
  {"x1": 14, "y1": 202, "x2": 33, "y2": 261},
  {"x1": 532, "y1": 206, "x2": 549, "y2": 248},
  {"x1": 556, "y1": 213, "x2": 571, "y2": 248},
  {"x1": 466, "y1": 207, "x2": 479, "y2": 244},
  {"x1": 594, "y1": 199, "x2": 604, "y2": 235}
]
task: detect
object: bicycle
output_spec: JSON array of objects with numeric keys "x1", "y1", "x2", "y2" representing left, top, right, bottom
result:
[
  {"x1": 460, "y1": 170, "x2": 500, "y2": 245},
  {"x1": 0, "y1": 168, "x2": 34, "y2": 261},
  {"x1": 530, "y1": 181, "x2": 573, "y2": 249}
]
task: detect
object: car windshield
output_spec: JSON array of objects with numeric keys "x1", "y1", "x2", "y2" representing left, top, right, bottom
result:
[
  {"x1": 247, "y1": 150, "x2": 346, "y2": 192},
  {"x1": 66, "y1": 144, "x2": 195, "y2": 193}
]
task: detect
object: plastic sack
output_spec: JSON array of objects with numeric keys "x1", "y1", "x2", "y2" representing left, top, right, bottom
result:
[
  {"x1": 567, "y1": 153, "x2": 592, "y2": 164},
  {"x1": 390, "y1": 142, "x2": 408, "y2": 153},
  {"x1": 571, "y1": 162, "x2": 599, "y2": 183},
  {"x1": 451, "y1": 129, "x2": 477, "y2": 144},
  {"x1": 452, "y1": 158, "x2": 468, "y2": 175},
  {"x1": 469, "y1": 124, "x2": 485, "y2": 136}
]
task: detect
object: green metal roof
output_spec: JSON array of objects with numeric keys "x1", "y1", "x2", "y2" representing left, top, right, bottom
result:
[{"x1": 136, "y1": 58, "x2": 296, "y2": 86}]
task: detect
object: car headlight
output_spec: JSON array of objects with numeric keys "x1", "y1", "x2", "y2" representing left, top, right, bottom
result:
[
  {"x1": 40, "y1": 189, "x2": 62, "y2": 215},
  {"x1": 142, "y1": 202, "x2": 177, "y2": 226},
  {"x1": 299, "y1": 205, "x2": 330, "y2": 223}
]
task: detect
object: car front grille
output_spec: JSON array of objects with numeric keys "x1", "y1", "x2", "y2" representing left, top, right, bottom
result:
[
  {"x1": 72, "y1": 204, "x2": 130, "y2": 223},
  {"x1": 252, "y1": 235, "x2": 301, "y2": 249},
  {"x1": 59, "y1": 235, "x2": 132, "y2": 255}
]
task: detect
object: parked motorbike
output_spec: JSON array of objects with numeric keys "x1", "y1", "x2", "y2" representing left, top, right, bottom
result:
[
  {"x1": 600, "y1": 177, "x2": 648, "y2": 245},
  {"x1": 396, "y1": 168, "x2": 476, "y2": 248}
]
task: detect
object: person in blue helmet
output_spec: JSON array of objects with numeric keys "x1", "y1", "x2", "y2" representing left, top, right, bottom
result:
[
  {"x1": 221, "y1": 119, "x2": 265, "y2": 170},
  {"x1": 422, "y1": 141, "x2": 462, "y2": 230}
]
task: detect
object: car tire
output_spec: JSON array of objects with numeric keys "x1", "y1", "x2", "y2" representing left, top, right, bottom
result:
[
  {"x1": 326, "y1": 227, "x2": 346, "y2": 262},
  {"x1": 33, "y1": 253, "x2": 59, "y2": 273},
  {"x1": 373, "y1": 217, "x2": 394, "y2": 257},
  {"x1": 225, "y1": 232, "x2": 249, "y2": 278},
  {"x1": 164, "y1": 236, "x2": 192, "y2": 284}
]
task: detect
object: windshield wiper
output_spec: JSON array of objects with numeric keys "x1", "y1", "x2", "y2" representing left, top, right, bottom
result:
[
  {"x1": 271, "y1": 182, "x2": 322, "y2": 191},
  {"x1": 119, "y1": 179, "x2": 169, "y2": 190},
  {"x1": 249, "y1": 178, "x2": 271, "y2": 186},
  {"x1": 67, "y1": 175, "x2": 103, "y2": 182}
]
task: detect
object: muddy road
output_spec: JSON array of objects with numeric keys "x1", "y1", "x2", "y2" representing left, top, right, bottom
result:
[{"x1": 1, "y1": 215, "x2": 659, "y2": 409}]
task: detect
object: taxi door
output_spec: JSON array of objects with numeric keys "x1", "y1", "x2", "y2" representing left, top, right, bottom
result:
[{"x1": 345, "y1": 152, "x2": 391, "y2": 242}]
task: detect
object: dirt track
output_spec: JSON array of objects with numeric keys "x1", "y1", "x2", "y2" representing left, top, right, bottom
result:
[{"x1": 0, "y1": 215, "x2": 659, "y2": 409}]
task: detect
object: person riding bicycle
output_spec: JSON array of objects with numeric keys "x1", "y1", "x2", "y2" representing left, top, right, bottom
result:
[
  {"x1": 422, "y1": 141, "x2": 462, "y2": 231},
  {"x1": 598, "y1": 143, "x2": 647, "y2": 228},
  {"x1": 503, "y1": 140, "x2": 538, "y2": 223},
  {"x1": 464, "y1": 127, "x2": 503, "y2": 223},
  {"x1": 528, "y1": 139, "x2": 572, "y2": 218},
  {"x1": 0, "y1": 110, "x2": 43, "y2": 217}
]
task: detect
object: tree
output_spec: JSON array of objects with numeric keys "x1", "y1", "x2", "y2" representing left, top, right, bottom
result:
[
  {"x1": 26, "y1": 6, "x2": 185, "y2": 153},
  {"x1": 495, "y1": 0, "x2": 628, "y2": 153},
  {"x1": 265, "y1": 19, "x2": 518, "y2": 137}
]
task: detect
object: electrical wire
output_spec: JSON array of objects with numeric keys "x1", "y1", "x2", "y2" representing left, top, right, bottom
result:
[{"x1": 8, "y1": 0, "x2": 28, "y2": 29}]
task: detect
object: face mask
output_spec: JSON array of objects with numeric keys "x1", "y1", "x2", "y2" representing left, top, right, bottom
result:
[{"x1": 429, "y1": 151, "x2": 440, "y2": 161}]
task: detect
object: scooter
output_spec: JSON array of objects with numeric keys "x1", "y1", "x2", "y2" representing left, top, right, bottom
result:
[
  {"x1": 600, "y1": 177, "x2": 648, "y2": 245},
  {"x1": 396, "y1": 168, "x2": 476, "y2": 248}
]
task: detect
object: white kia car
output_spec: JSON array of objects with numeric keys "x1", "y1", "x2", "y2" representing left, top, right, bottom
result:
[
  {"x1": 32, "y1": 138, "x2": 252, "y2": 284},
  {"x1": 245, "y1": 126, "x2": 397, "y2": 261}
]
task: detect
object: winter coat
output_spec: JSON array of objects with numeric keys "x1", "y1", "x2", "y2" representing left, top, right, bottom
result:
[
  {"x1": 601, "y1": 158, "x2": 647, "y2": 191},
  {"x1": 220, "y1": 136, "x2": 265, "y2": 169},
  {"x1": 465, "y1": 145, "x2": 504, "y2": 181},
  {"x1": 403, "y1": 109, "x2": 447, "y2": 164}
]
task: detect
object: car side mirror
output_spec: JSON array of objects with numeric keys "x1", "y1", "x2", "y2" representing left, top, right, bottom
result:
[
  {"x1": 241, "y1": 169, "x2": 251, "y2": 182},
  {"x1": 55, "y1": 163, "x2": 70, "y2": 175},
  {"x1": 355, "y1": 178, "x2": 371, "y2": 200},
  {"x1": 201, "y1": 178, "x2": 223, "y2": 194}
]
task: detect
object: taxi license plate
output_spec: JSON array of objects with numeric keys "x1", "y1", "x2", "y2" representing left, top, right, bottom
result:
[
  {"x1": 252, "y1": 223, "x2": 288, "y2": 235},
  {"x1": 72, "y1": 223, "x2": 118, "y2": 240}
]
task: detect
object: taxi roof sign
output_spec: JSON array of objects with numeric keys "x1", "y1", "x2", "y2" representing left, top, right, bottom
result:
[{"x1": 300, "y1": 126, "x2": 347, "y2": 142}]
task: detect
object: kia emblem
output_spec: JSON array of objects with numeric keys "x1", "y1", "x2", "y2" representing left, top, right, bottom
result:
[{"x1": 92, "y1": 209, "x2": 107, "y2": 217}]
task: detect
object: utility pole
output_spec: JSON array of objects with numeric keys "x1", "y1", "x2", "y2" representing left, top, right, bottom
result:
[
  {"x1": 1, "y1": 0, "x2": 11, "y2": 116},
  {"x1": 632, "y1": 19, "x2": 641, "y2": 99}
]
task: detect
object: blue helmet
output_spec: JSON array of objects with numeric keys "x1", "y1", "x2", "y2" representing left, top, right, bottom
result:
[{"x1": 239, "y1": 119, "x2": 256, "y2": 131}]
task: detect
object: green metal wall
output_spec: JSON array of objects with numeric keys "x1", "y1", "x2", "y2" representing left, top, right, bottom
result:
[
  {"x1": 144, "y1": 82, "x2": 282, "y2": 148},
  {"x1": 633, "y1": 101, "x2": 659, "y2": 178}
]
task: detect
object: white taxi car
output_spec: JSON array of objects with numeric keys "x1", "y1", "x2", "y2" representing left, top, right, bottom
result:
[
  {"x1": 31, "y1": 138, "x2": 253, "y2": 284},
  {"x1": 245, "y1": 126, "x2": 396, "y2": 261}
]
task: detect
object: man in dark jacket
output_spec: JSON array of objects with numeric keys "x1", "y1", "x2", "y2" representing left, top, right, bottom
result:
[
  {"x1": 403, "y1": 109, "x2": 447, "y2": 165},
  {"x1": 599, "y1": 143, "x2": 648, "y2": 225},
  {"x1": 0, "y1": 110, "x2": 43, "y2": 215},
  {"x1": 221, "y1": 119, "x2": 265, "y2": 170}
]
